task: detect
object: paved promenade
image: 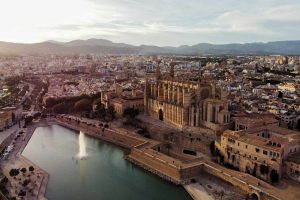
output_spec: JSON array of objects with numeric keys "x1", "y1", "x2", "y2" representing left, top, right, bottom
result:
[
  {"x1": 184, "y1": 184, "x2": 214, "y2": 200},
  {"x1": 0, "y1": 120, "x2": 49, "y2": 200},
  {"x1": 2, "y1": 116, "x2": 297, "y2": 200}
]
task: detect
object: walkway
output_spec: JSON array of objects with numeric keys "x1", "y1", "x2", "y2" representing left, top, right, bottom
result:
[{"x1": 184, "y1": 184, "x2": 214, "y2": 200}]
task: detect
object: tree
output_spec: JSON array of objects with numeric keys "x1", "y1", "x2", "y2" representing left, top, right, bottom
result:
[
  {"x1": 92, "y1": 98, "x2": 102, "y2": 108},
  {"x1": 106, "y1": 106, "x2": 116, "y2": 121},
  {"x1": 123, "y1": 107, "x2": 140, "y2": 119},
  {"x1": 74, "y1": 99, "x2": 92, "y2": 112},
  {"x1": 91, "y1": 92, "x2": 101, "y2": 100},
  {"x1": 25, "y1": 116, "x2": 33, "y2": 125},
  {"x1": 20, "y1": 168, "x2": 27, "y2": 173},
  {"x1": 22, "y1": 179, "x2": 30, "y2": 187},
  {"x1": 93, "y1": 100, "x2": 106, "y2": 119},
  {"x1": 29, "y1": 166, "x2": 34, "y2": 172},
  {"x1": 45, "y1": 97, "x2": 57, "y2": 108},
  {"x1": 18, "y1": 190, "x2": 26, "y2": 197},
  {"x1": 9, "y1": 169, "x2": 19, "y2": 177},
  {"x1": 52, "y1": 102, "x2": 67, "y2": 114}
]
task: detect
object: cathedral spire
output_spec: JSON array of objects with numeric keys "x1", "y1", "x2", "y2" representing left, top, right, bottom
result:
[
  {"x1": 144, "y1": 77, "x2": 149, "y2": 115},
  {"x1": 170, "y1": 62, "x2": 175, "y2": 79},
  {"x1": 156, "y1": 59, "x2": 161, "y2": 81}
]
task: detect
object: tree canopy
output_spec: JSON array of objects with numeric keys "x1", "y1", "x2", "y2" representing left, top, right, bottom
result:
[
  {"x1": 123, "y1": 107, "x2": 139, "y2": 119},
  {"x1": 74, "y1": 98, "x2": 92, "y2": 112}
]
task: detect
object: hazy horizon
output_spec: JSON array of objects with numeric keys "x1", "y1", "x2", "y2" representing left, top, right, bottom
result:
[
  {"x1": 1, "y1": 38, "x2": 300, "y2": 48},
  {"x1": 0, "y1": 0, "x2": 300, "y2": 46}
]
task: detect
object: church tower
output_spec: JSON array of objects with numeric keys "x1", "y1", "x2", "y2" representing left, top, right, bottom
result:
[
  {"x1": 156, "y1": 59, "x2": 161, "y2": 81},
  {"x1": 144, "y1": 77, "x2": 149, "y2": 115},
  {"x1": 170, "y1": 62, "x2": 175, "y2": 78}
]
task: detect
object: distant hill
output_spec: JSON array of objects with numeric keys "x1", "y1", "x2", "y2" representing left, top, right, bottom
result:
[{"x1": 1, "y1": 39, "x2": 300, "y2": 55}]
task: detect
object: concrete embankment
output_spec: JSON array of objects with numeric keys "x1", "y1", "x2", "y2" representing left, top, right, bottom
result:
[
  {"x1": 55, "y1": 117, "x2": 146, "y2": 149},
  {"x1": 38, "y1": 118, "x2": 205, "y2": 199},
  {"x1": 184, "y1": 184, "x2": 214, "y2": 200},
  {"x1": 126, "y1": 152, "x2": 183, "y2": 185},
  {"x1": 55, "y1": 117, "x2": 195, "y2": 185}
]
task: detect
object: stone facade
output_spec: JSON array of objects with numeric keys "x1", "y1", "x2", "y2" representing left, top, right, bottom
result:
[
  {"x1": 286, "y1": 153, "x2": 300, "y2": 182},
  {"x1": 0, "y1": 106, "x2": 22, "y2": 130},
  {"x1": 234, "y1": 114, "x2": 279, "y2": 131},
  {"x1": 215, "y1": 125, "x2": 300, "y2": 183},
  {"x1": 101, "y1": 84, "x2": 144, "y2": 117},
  {"x1": 144, "y1": 72, "x2": 231, "y2": 133}
]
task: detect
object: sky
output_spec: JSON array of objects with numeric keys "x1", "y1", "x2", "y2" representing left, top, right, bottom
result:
[{"x1": 0, "y1": 0, "x2": 299, "y2": 46}]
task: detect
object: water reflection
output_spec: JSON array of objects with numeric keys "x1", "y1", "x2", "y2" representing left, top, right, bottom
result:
[
  {"x1": 22, "y1": 125, "x2": 192, "y2": 200},
  {"x1": 77, "y1": 131, "x2": 87, "y2": 159}
]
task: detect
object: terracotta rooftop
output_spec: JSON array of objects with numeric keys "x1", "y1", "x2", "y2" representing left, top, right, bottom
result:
[
  {"x1": 235, "y1": 115, "x2": 278, "y2": 125},
  {"x1": 242, "y1": 125, "x2": 300, "y2": 136}
]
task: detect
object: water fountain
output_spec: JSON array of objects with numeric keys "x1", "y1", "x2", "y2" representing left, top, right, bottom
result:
[{"x1": 77, "y1": 131, "x2": 87, "y2": 159}]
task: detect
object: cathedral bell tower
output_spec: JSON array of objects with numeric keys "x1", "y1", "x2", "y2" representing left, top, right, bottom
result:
[
  {"x1": 144, "y1": 77, "x2": 149, "y2": 115},
  {"x1": 170, "y1": 62, "x2": 175, "y2": 79}
]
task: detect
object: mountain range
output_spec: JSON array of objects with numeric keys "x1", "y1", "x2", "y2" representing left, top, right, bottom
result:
[{"x1": 0, "y1": 38, "x2": 300, "y2": 55}]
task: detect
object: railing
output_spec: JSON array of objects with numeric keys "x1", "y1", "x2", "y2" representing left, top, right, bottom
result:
[{"x1": 203, "y1": 162, "x2": 281, "y2": 200}]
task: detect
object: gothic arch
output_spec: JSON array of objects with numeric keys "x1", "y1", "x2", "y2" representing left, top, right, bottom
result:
[
  {"x1": 248, "y1": 191, "x2": 261, "y2": 200},
  {"x1": 159, "y1": 109, "x2": 164, "y2": 121},
  {"x1": 200, "y1": 87, "x2": 210, "y2": 99}
]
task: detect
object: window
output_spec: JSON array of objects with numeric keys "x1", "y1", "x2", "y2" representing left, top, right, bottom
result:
[
  {"x1": 245, "y1": 145, "x2": 248, "y2": 149},
  {"x1": 277, "y1": 144, "x2": 281, "y2": 147},
  {"x1": 263, "y1": 150, "x2": 268, "y2": 155},
  {"x1": 255, "y1": 148, "x2": 260, "y2": 153},
  {"x1": 228, "y1": 138, "x2": 235, "y2": 144}
]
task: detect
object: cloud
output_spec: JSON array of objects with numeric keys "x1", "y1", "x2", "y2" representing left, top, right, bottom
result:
[{"x1": 0, "y1": 0, "x2": 299, "y2": 45}]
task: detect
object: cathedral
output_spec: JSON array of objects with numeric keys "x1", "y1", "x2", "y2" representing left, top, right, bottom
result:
[{"x1": 144, "y1": 60, "x2": 231, "y2": 132}]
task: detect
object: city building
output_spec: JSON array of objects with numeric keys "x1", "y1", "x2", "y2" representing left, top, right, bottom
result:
[
  {"x1": 215, "y1": 125, "x2": 300, "y2": 183},
  {"x1": 101, "y1": 83, "x2": 144, "y2": 117},
  {"x1": 144, "y1": 63, "x2": 231, "y2": 134}
]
